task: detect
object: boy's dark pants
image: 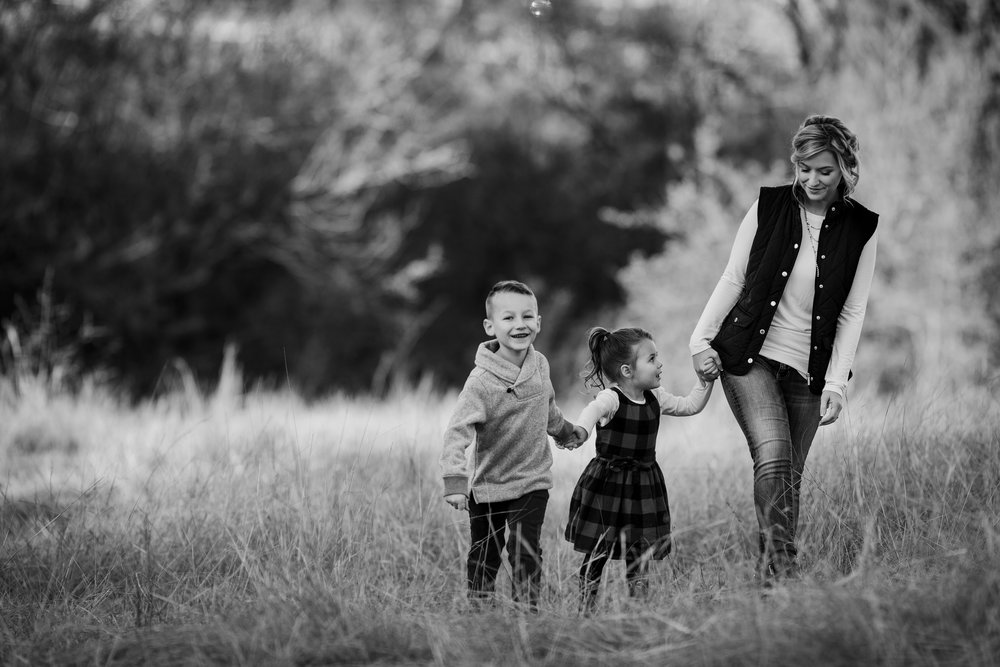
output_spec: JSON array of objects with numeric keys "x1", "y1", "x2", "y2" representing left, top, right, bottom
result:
[{"x1": 467, "y1": 489, "x2": 548, "y2": 607}]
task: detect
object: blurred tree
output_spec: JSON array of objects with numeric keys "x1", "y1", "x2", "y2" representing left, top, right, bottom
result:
[
  {"x1": 0, "y1": 0, "x2": 704, "y2": 395},
  {"x1": 835, "y1": 0, "x2": 1000, "y2": 386},
  {"x1": 6, "y1": 0, "x2": 996, "y2": 395},
  {"x1": 0, "y1": 0, "x2": 347, "y2": 393},
  {"x1": 965, "y1": 1, "x2": 1000, "y2": 372},
  {"x1": 616, "y1": 0, "x2": 1000, "y2": 394},
  {"x1": 285, "y1": 0, "x2": 700, "y2": 389}
]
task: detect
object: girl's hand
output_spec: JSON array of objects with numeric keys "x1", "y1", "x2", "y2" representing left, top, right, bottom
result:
[
  {"x1": 555, "y1": 425, "x2": 589, "y2": 450},
  {"x1": 819, "y1": 390, "x2": 843, "y2": 425},
  {"x1": 692, "y1": 349, "x2": 722, "y2": 382},
  {"x1": 445, "y1": 493, "x2": 468, "y2": 511},
  {"x1": 568, "y1": 424, "x2": 589, "y2": 449}
]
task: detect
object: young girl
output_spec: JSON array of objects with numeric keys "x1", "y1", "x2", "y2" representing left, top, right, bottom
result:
[{"x1": 565, "y1": 326, "x2": 713, "y2": 610}]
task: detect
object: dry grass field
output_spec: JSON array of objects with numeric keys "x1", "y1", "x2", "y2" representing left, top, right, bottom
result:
[{"x1": 2, "y1": 360, "x2": 999, "y2": 665}]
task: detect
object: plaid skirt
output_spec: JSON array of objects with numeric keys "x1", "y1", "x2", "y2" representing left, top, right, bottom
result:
[{"x1": 564, "y1": 455, "x2": 672, "y2": 559}]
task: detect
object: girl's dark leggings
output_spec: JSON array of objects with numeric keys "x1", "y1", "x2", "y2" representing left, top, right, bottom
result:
[{"x1": 579, "y1": 547, "x2": 648, "y2": 605}]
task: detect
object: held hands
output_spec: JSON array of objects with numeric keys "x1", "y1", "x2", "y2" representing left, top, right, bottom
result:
[
  {"x1": 446, "y1": 424, "x2": 590, "y2": 514},
  {"x1": 693, "y1": 349, "x2": 722, "y2": 382},
  {"x1": 555, "y1": 424, "x2": 589, "y2": 450},
  {"x1": 445, "y1": 493, "x2": 468, "y2": 511},
  {"x1": 819, "y1": 390, "x2": 843, "y2": 426}
]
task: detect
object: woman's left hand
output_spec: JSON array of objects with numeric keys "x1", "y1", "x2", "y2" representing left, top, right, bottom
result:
[{"x1": 819, "y1": 390, "x2": 843, "y2": 426}]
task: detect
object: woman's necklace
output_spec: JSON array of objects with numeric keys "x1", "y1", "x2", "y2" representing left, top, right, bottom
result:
[{"x1": 800, "y1": 206, "x2": 820, "y2": 278}]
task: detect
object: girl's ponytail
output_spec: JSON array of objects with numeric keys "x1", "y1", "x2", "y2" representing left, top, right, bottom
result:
[
  {"x1": 582, "y1": 327, "x2": 611, "y2": 390},
  {"x1": 580, "y1": 326, "x2": 653, "y2": 391}
]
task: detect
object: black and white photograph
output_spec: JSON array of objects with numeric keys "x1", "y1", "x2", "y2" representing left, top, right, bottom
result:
[{"x1": 2, "y1": 0, "x2": 999, "y2": 664}]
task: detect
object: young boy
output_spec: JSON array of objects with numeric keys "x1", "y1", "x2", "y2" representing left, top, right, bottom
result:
[{"x1": 441, "y1": 279, "x2": 586, "y2": 609}]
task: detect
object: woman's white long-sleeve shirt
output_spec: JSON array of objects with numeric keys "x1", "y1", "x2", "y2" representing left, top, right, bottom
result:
[{"x1": 688, "y1": 199, "x2": 877, "y2": 397}]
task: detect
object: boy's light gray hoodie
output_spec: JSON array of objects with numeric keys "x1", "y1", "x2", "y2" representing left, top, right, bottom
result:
[{"x1": 441, "y1": 340, "x2": 574, "y2": 503}]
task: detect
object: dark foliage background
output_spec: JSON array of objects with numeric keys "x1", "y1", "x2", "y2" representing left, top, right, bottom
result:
[{"x1": 2, "y1": 0, "x2": 998, "y2": 396}]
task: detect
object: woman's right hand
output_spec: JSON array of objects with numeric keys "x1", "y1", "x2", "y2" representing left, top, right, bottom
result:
[
  {"x1": 445, "y1": 493, "x2": 468, "y2": 511},
  {"x1": 693, "y1": 349, "x2": 722, "y2": 382}
]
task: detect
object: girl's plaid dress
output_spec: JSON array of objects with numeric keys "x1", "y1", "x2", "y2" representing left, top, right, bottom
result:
[{"x1": 565, "y1": 387, "x2": 671, "y2": 559}]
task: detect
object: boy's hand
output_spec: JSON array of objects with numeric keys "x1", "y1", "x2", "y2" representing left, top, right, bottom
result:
[
  {"x1": 444, "y1": 493, "x2": 468, "y2": 511},
  {"x1": 557, "y1": 424, "x2": 589, "y2": 450}
]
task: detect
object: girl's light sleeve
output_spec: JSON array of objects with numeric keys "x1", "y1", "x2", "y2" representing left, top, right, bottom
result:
[
  {"x1": 824, "y1": 231, "x2": 878, "y2": 397},
  {"x1": 653, "y1": 379, "x2": 713, "y2": 416},
  {"x1": 574, "y1": 388, "x2": 620, "y2": 438},
  {"x1": 689, "y1": 200, "x2": 758, "y2": 355},
  {"x1": 440, "y1": 377, "x2": 487, "y2": 497}
]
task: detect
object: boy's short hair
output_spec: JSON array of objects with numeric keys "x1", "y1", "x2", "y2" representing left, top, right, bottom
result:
[{"x1": 485, "y1": 280, "x2": 535, "y2": 317}]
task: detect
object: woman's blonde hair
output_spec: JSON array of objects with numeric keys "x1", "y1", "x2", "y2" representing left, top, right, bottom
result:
[{"x1": 790, "y1": 114, "x2": 861, "y2": 202}]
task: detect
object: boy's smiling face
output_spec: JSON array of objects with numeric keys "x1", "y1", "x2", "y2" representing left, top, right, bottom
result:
[{"x1": 483, "y1": 291, "x2": 540, "y2": 366}]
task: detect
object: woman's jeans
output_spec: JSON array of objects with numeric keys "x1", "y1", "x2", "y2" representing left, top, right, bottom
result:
[
  {"x1": 721, "y1": 356, "x2": 820, "y2": 575},
  {"x1": 467, "y1": 489, "x2": 548, "y2": 607}
]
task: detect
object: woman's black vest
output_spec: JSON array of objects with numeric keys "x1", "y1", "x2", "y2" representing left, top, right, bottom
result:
[{"x1": 710, "y1": 185, "x2": 878, "y2": 395}]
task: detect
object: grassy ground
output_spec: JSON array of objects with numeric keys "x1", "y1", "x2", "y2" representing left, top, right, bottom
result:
[{"x1": 1, "y1": 369, "x2": 998, "y2": 665}]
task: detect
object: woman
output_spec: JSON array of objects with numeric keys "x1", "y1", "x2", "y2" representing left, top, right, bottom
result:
[{"x1": 689, "y1": 115, "x2": 878, "y2": 582}]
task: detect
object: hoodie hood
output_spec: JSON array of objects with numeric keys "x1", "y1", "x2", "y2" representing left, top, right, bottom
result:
[{"x1": 476, "y1": 340, "x2": 538, "y2": 388}]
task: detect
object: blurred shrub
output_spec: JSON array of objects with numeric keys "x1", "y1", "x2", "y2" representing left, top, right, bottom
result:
[{"x1": 0, "y1": 269, "x2": 95, "y2": 397}]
